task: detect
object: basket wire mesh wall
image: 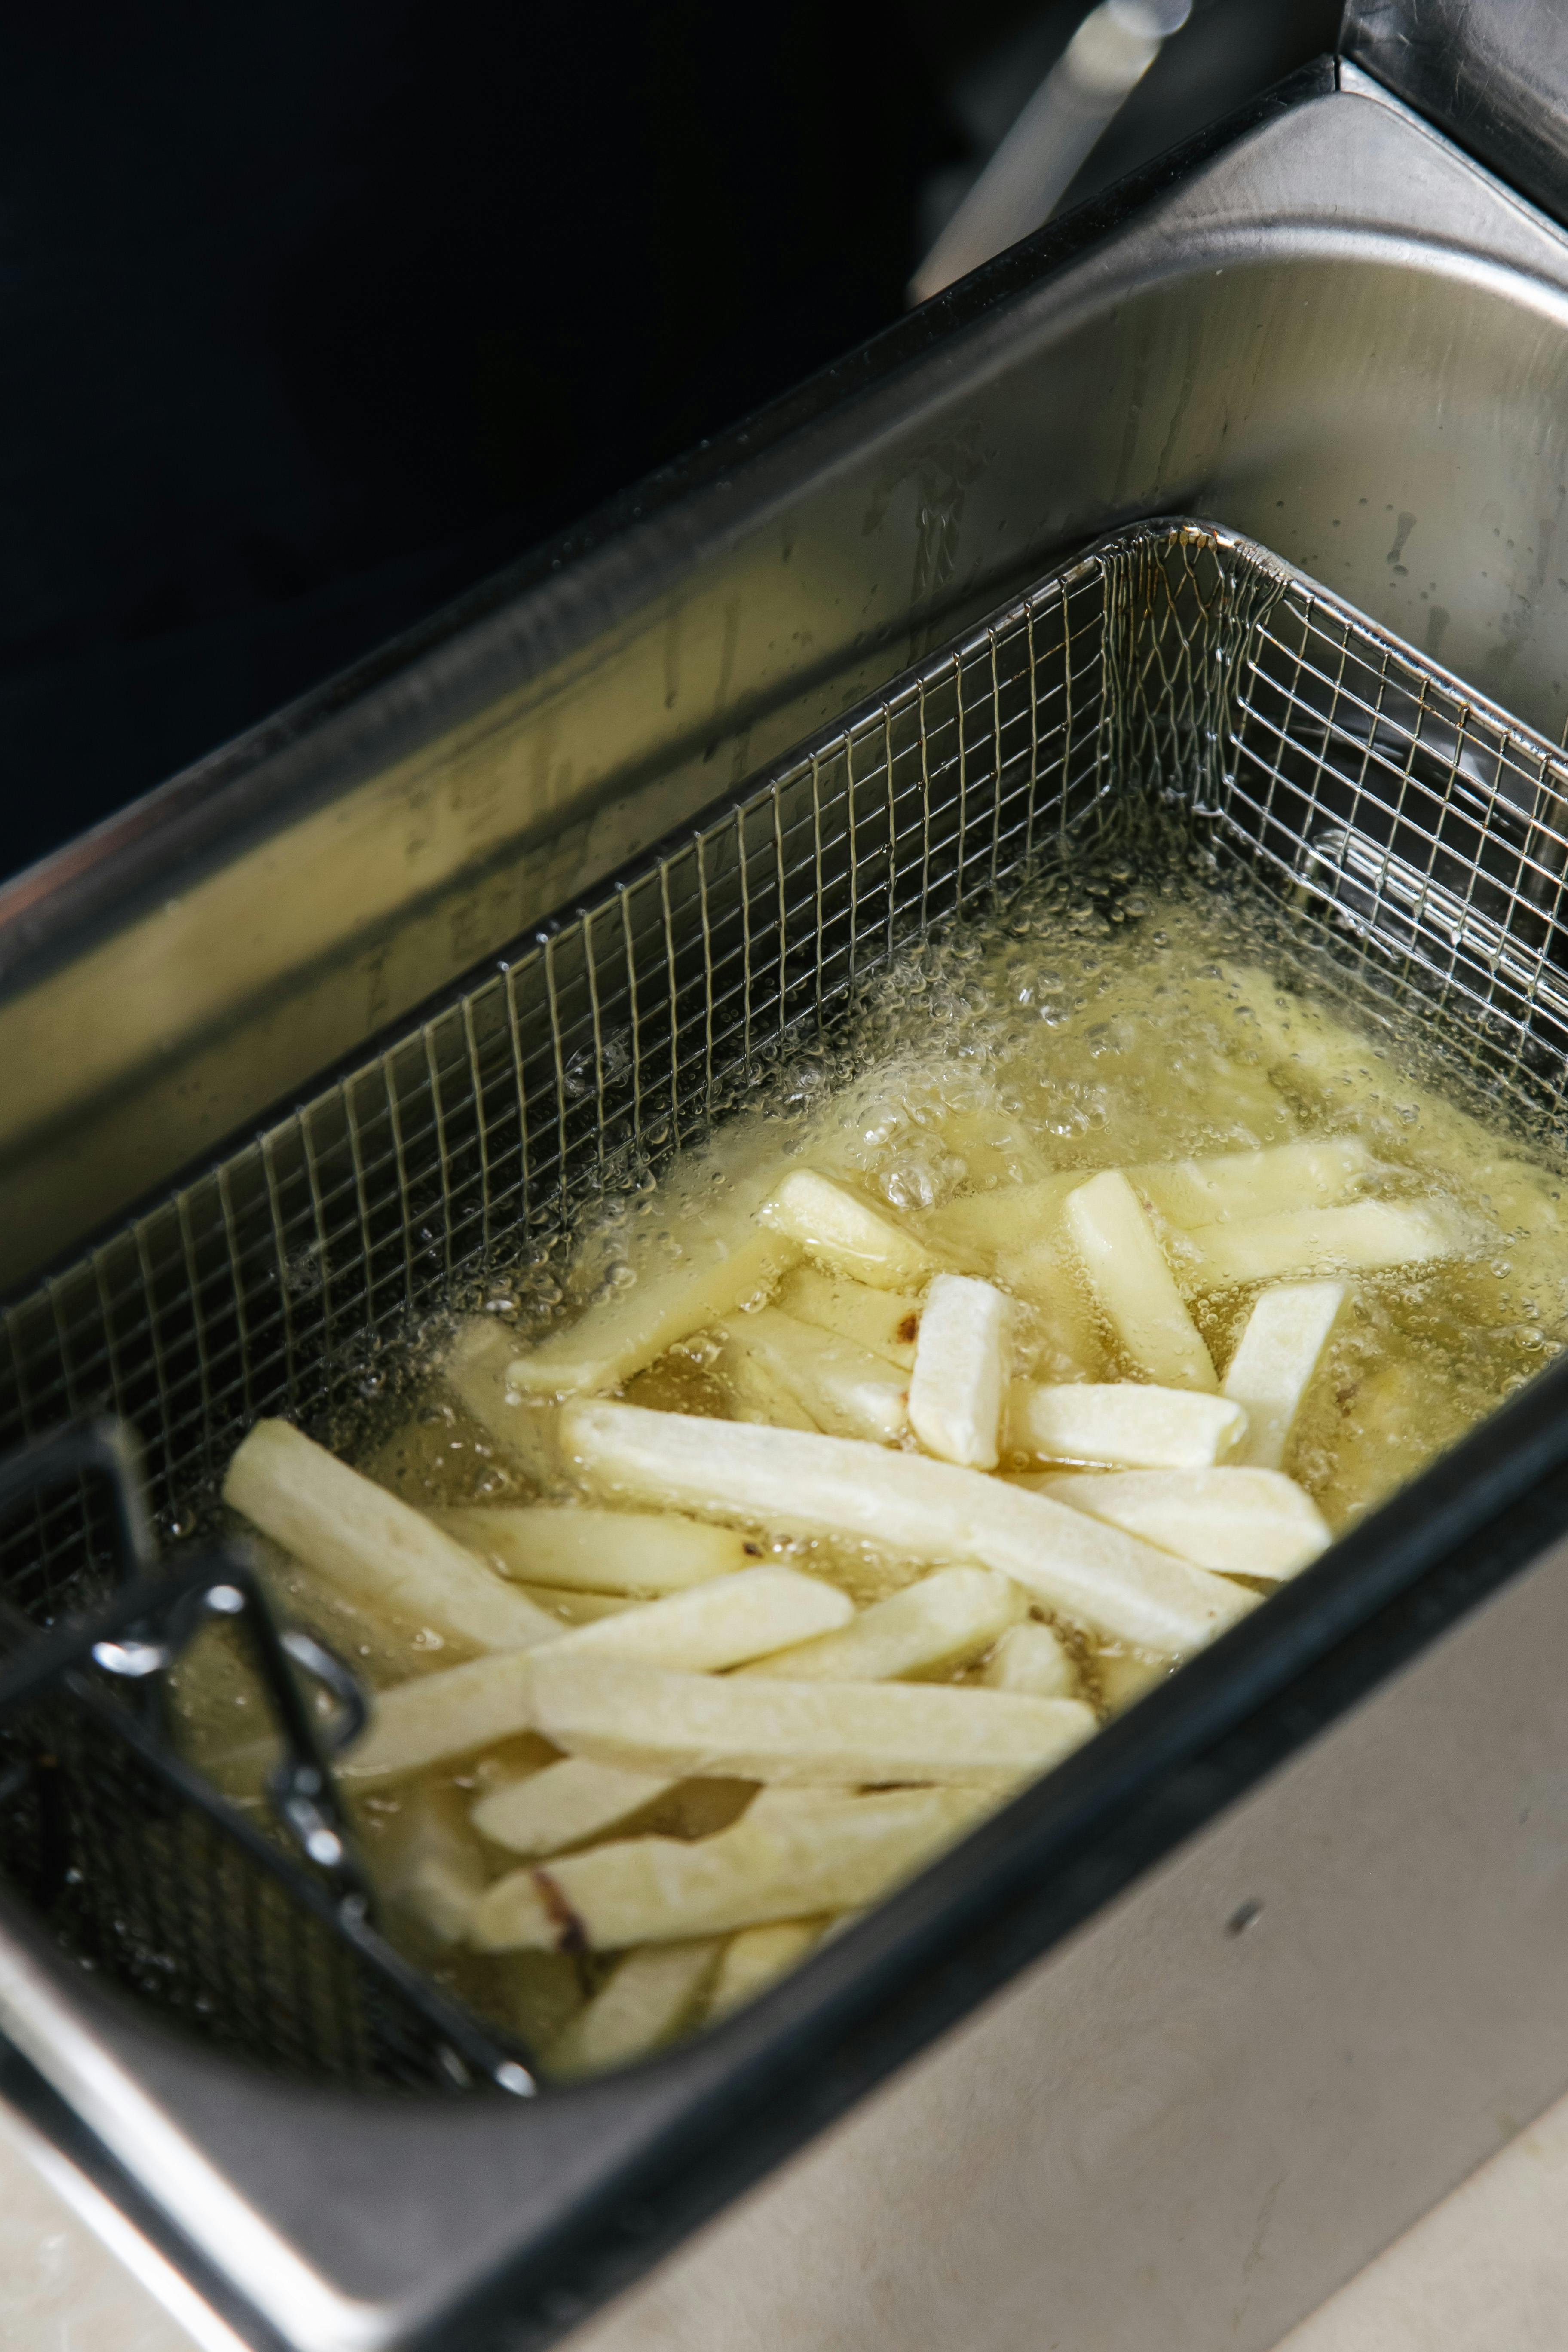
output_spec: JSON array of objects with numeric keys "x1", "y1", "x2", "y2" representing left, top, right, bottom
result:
[{"x1": 0, "y1": 517, "x2": 1564, "y2": 2086}]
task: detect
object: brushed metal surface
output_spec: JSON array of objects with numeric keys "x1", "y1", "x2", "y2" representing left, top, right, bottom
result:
[{"x1": 5, "y1": 68, "x2": 1568, "y2": 1279}]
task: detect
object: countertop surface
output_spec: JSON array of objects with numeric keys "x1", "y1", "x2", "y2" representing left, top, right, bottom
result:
[{"x1": 2, "y1": 2082, "x2": 1565, "y2": 2351}]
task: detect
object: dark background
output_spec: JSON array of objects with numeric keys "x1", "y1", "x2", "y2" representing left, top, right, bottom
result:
[{"x1": 0, "y1": 0, "x2": 1340, "y2": 884}]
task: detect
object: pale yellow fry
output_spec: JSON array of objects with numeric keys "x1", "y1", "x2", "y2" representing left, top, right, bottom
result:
[
  {"x1": 737, "y1": 1567, "x2": 1023, "y2": 1683},
  {"x1": 547, "y1": 1939, "x2": 723, "y2": 2077},
  {"x1": 530, "y1": 1651, "x2": 1097, "y2": 1786},
  {"x1": 223, "y1": 1420, "x2": 563, "y2": 1653},
  {"x1": 720, "y1": 1307, "x2": 907, "y2": 1442},
  {"x1": 506, "y1": 1222, "x2": 797, "y2": 1399},
  {"x1": 1182, "y1": 1199, "x2": 1480, "y2": 1292},
  {"x1": 1221, "y1": 1281, "x2": 1347, "y2": 1470},
  {"x1": 342, "y1": 1568, "x2": 851, "y2": 1785},
  {"x1": 473, "y1": 1757, "x2": 676, "y2": 1857},
  {"x1": 445, "y1": 1319, "x2": 561, "y2": 1481},
  {"x1": 920, "y1": 1173, "x2": 1085, "y2": 1263},
  {"x1": 511, "y1": 1585, "x2": 637, "y2": 1625},
  {"x1": 1130, "y1": 1139, "x2": 1375, "y2": 1228},
  {"x1": 1098, "y1": 1652, "x2": 1173, "y2": 1713},
  {"x1": 1030, "y1": 1467, "x2": 1331, "y2": 1580},
  {"x1": 757, "y1": 1170, "x2": 934, "y2": 1290},
  {"x1": 435, "y1": 1504, "x2": 755, "y2": 1593},
  {"x1": 907, "y1": 1273, "x2": 1007, "y2": 1468},
  {"x1": 706, "y1": 1921, "x2": 825, "y2": 2021},
  {"x1": 377, "y1": 1785, "x2": 488, "y2": 1946},
  {"x1": 561, "y1": 1400, "x2": 1254, "y2": 1656},
  {"x1": 1065, "y1": 1170, "x2": 1217, "y2": 1390},
  {"x1": 469, "y1": 1785, "x2": 993, "y2": 1951},
  {"x1": 775, "y1": 1265, "x2": 922, "y2": 1368},
  {"x1": 982, "y1": 1622, "x2": 1079, "y2": 1699},
  {"x1": 1007, "y1": 1382, "x2": 1246, "y2": 1470},
  {"x1": 718, "y1": 1334, "x2": 822, "y2": 1431}
]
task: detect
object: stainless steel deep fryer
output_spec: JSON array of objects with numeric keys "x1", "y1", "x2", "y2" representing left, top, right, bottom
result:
[{"x1": 5, "y1": 515, "x2": 1568, "y2": 2352}]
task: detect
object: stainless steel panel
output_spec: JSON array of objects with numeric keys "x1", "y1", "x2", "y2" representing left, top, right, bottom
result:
[{"x1": 6, "y1": 68, "x2": 1568, "y2": 1278}]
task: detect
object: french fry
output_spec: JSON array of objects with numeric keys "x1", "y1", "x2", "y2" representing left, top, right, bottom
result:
[
  {"x1": 377, "y1": 1785, "x2": 488, "y2": 1946},
  {"x1": 1064, "y1": 1171, "x2": 1218, "y2": 1389},
  {"x1": 505, "y1": 1224, "x2": 798, "y2": 1399},
  {"x1": 775, "y1": 1265, "x2": 922, "y2": 1369},
  {"x1": 717, "y1": 1333, "x2": 822, "y2": 1431},
  {"x1": 719, "y1": 1308, "x2": 908, "y2": 1443},
  {"x1": 529, "y1": 1651, "x2": 1098, "y2": 1786},
  {"x1": 906, "y1": 1274, "x2": 1008, "y2": 1468},
  {"x1": 341, "y1": 1568, "x2": 851, "y2": 1785},
  {"x1": 1130, "y1": 1139, "x2": 1375, "y2": 1228},
  {"x1": 445, "y1": 1319, "x2": 562, "y2": 1482},
  {"x1": 510, "y1": 1585, "x2": 638, "y2": 1625},
  {"x1": 737, "y1": 1566, "x2": 1025, "y2": 1683},
  {"x1": 1028, "y1": 1467, "x2": 1331, "y2": 1579},
  {"x1": 982, "y1": 1622, "x2": 1079, "y2": 1699},
  {"x1": 920, "y1": 1173, "x2": 1085, "y2": 1265},
  {"x1": 469, "y1": 1785, "x2": 995, "y2": 1951},
  {"x1": 546, "y1": 1939, "x2": 723, "y2": 2077},
  {"x1": 472, "y1": 1757, "x2": 677, "y2": 1857},
  {"x1": 561, "y1": 1400, "x2": 1256, "y2": 1655},
  {"x1": 1182, "y1": 1198, "x2": 1480, "y2": 1292},
  {"x1": 705, "y1": 1920, "x2": 825, "y2": 2020},
  {"x1": 223, "y1": 1420, "x2": 564, "y2": 1653},
  {"x1": 1097, "y1": 1652, "x2": 1172, "y2": 1713},
  {"x1": 434, "y1": 1505, "x2": 755, "y2": 1594},
  {"x1": 757, "y1": 1171, "x2": 934, "y2": 1290},
  {"x1": 1007, "y1": 1382, "x2": 1246, "y2": 1469},
  {"x1": 1221, "y1": 1281, "x2": 1347, "y2": 1470},
  {"x1": 993, "y1": 1241, "x2": 1106, "y2": 1381}
]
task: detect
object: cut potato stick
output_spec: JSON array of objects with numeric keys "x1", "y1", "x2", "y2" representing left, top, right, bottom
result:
[
  {"x1": 434, "y1": 1505, "x2": 756, "y2": 1594},
  {"x1": 511, "y1": 1585, "x2": 637, "y2": 1625},
  {"x1": 506, "y1": 1224, "x2": 798, "y2": 1399},
  {"x1": 1182, "y1": 1198, "x2": 1479, "y2": 1292},
  {"x1": 993, "y1": 1241, "x2": 1106, "y2": 1381},
  {"x1": 717, "y1": 1333, "x2": 822, "y2": 1431},
  {"x1": 982, "y1": 1622, "x2": 1078, "y2": 1699},
  {"x1": 737, "y1": 1566, "x2": 1023, "y2": 1683},
  {"x1": 342, "y1": 1568, "x2": 851, "y2": 1785},
  {"x1": 1007, "y1": 1382, "x2": 1246, "y2": 1470},
  {"x1": 1065, "y1": 1170, "x2": 1218, "y2": 1390},
  {"x1": 1221, "y1": 1281, "x2": 1347, "y2": 1470},
  {"x1": 547, "y1": 1939, "x2": 723, "y2": 2077},
  {"x1": 470, "y1": 1785, "x2": 996, "y2": 1951},
  {"x1": 1130, "y1": 1139, "x2": 1375, "y2": 1228},
  {"x1": 906, "y1": 1274, "x2": 1007, "y2": 1468},
  {"x1": 445, "y1": 1319, "x2": 561, "y2": 1482},
  {"x1": 720, "y1": 1308, "x2": 907, "y2": 1443},
  {"x1": 1098, "y1": 1652, "x2": 1172, "y2": 1713},
  {"x1": 530, "y1": 1651, "x2": 1098, "y2": 1786},
  {"x1": 562, "y1": 1401, "x2": 1255, "y2": 1655},
  {"x1": 473, "y1": 1757, "x2": 677, "y2": 1857},
  {"x1": 921, "y1": 1173, "x2": 1085, "y2": 1264},
  {"x1": 758, "y1": 1170, "x2": 934, "y2": 1290},
  {"x1": 378, "y1": 1786, "x2": 488, "y2": 1946},
  {"x1": 1029, "y1": 1467, "x2": 1331, "y2": 1579},
  {"x1": 224, "y1": 1420, "x2": 564, "y2": 1653},
  {"x1": 706, "y1": 1920, "x2": 825, "y2": 2021},
  {"x1": 776, "y1": 1265, "x2": 922, "y2": 1368}
]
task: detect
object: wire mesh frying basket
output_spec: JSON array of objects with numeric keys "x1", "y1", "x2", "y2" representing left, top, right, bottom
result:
[{"x1": 0, "y1": 516, "x2": 1564, "y2": 2093}]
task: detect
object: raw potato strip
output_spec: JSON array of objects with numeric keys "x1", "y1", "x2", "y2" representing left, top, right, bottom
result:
[
  {"x1": 982, "y1": 1622, "x2": 1078, "y2": 1699},
  {"x1": 379, "y1": 1787, "x2": 488, "y2": 1945},
  {"x1": 1221, "y1": 1281, "x2": 1347, "y2": 1470},
  {"x1": 469, "y1": 1785, "x2": 995, "y2": 1951},
  {"x1": 435, "y1": 1505, "x2": 755, "y2": 1594},
  {"x1": 1182, "y1": 1199, "x2": 1479, "y2": 1292},
  {"x1": 1130, "y1": 1139, "x2": 1375, "y2": 1228},
  {"x1": 223, "y1": 1420, "x2": 564, "y2": 1653},
  {"x1": 906, "y1": 1274, "x2": 1008, "y2": 1468},
  {"x1": 511, "y1": 1586, "x2": 637, "y2": 1625},
  {"x1": 717, "y1": 1333, "x2": 822, "y2": 1432},
  {"x1": 758, "y1": 1171, "x2": 934, "y2": 1290},
  {"x1": 529, "y1": 1651, "x2": 1098, "y2": 1786},
  {"x1": 921, "y1": 1173, "x2": 1085, "y2": 1264},
  {"x1": 342, "y1": 1568, "x2": 852, "y2": 1785},
  {"x1": 1065, "y1": 1171, "x2": 1218, "y2": 1390},
  {"x1": 1007, "y1": 1383, "x2": 1246, "y2": 1470},
  {"x1": 706, "y1": 1921, "x2": 825, "y2": 2021},
  {"x1": 507, "y1": 1223, "x2": 798, "y2": 1399},
  {"x1": 1028, "y1": 1468, "x2": 1332, "y2": 1580},
  {"x1": 562, "y1": 1401, "x2": 1255, "y2": 1655},
  {"x1": 548, "y1": 1939, "x2": 723, "y2": 2077},
  {"x1": 445, "y1": 1319, "x2": 561, "y2": 1482},
  {"x1": 775, "y1": 1265, "x2": 922, "y2": 1368},
  {"x1": 473, "y1": 1758, "x2": 677, "y2": 1858},
  {"x1": 720, "y1": 1308, "x2": 907, "y2": 1442},
  {"x1": 737, "y1": 1567, "x2": 1024, "y2": 1683}
]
